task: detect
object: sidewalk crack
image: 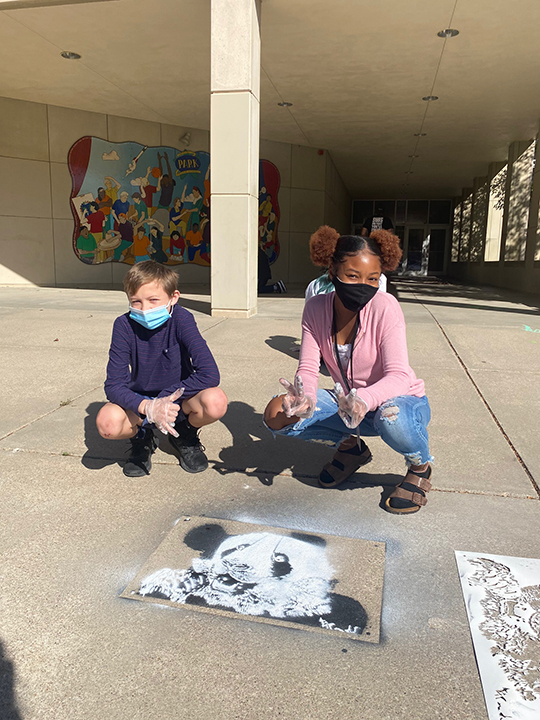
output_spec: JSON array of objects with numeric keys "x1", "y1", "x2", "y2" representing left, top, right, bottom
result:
[{"x1": 413, "y1": 292, "x2": 540, "y2": 499}]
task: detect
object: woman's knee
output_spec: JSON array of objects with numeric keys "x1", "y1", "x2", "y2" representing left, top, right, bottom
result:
[
  {"x1": 264, "y1": 395, "x2": 289, "y2": 431},
  {"x1": 96, "y1": 404, "x2": 129, "y2": 439}
]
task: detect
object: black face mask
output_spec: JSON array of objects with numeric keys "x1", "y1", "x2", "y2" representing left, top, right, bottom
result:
[{"x1": 332, "y1": 275, "x2": 378, "y2": 312}]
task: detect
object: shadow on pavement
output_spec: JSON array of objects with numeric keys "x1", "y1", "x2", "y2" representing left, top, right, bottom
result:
[
  {"x1": 265, "y1": 335, "x2": 330, "y2": 375},
  {"x1": 265, "y1": 334, "x2": 301, "y2": 360},
  {"x1": 211, "y1": 401, "x2": 403, "y2": 497},
  {"x1": 82, "y1": 401, "x2": 127, "y2": 470},
  {"x1": 179, "y1": 296, "x2": 212, "y2": 316},
  {"x1": 0, "y1": 640, "x2": 22, "y2": 720}
]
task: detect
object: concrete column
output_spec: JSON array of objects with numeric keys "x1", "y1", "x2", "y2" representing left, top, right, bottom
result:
[
  {"x1": 470, "y1": 176, "x2": 488, "y2": 263},
  {"x1": 501, "y1": 140, "x2": 532, "y2": 262},
  {"x1": 210, "y1": 0, "x2": 261, "y2": 318}
]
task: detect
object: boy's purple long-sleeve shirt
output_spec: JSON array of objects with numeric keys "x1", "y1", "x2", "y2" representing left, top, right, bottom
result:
[{"x1": 104, "y1": 304, "x2": 220, "y2": 414}]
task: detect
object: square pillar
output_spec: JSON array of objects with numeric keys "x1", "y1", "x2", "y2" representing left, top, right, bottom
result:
[{"x1": 210, "y1": 0, "x2": 261, "y2": 318}]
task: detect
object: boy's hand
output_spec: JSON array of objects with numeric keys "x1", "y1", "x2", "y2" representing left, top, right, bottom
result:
[
  {"x1": 279, "y1": 375, "x2": 315, "y2": 419},
  {"x1": 146, "y1": 388, "x2": 185, "y2": 436},
  {"x1": 334, "y1": 383, "x2": 367, "y2": 429}
]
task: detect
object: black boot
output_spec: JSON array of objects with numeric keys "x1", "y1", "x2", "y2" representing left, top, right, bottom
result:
[
  {"x1": 169, "y1": 418, "x2": 208, "y2": 473},
  {"x1": 123, "y1": 428, "x2": 158, "y2": 477}
]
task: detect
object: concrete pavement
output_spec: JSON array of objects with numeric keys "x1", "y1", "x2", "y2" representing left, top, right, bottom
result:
[{"x1": 0, "y1": 278, "x2": 539, "y2": 720}]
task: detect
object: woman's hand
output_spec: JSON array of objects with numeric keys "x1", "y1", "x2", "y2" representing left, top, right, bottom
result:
[
  {"x1": 145, "y1": 388, "x2": 185, "y2": 436},
  {"x1": 334, "y1": 383, "x2": 367, "y2": 429},
  {"x1": 279, "y1": 375, "x2": 315, "y2": 419}
]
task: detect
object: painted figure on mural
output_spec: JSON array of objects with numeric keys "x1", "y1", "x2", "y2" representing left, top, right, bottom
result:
[
  {"x1": 116, "y1": 214, "x2": 135, "y2": 262},
  {"x1": 168, "y1": 230, "x2": 185, "y2": 261},
  {"x1": 169, "y1": 196, "x2": 185, "y2": 236},
  {"x1": 182, "y1": 185, "x2": 203, "y2": 233},
  {"x1": 96, "y1": 187, "x2": 113, "y2": 231},
  {"x1": 104, "y1": 175, "x2": 121, "y2": 204},
  {"x1": 186, "y1": 223, "x2": 209, "y2": 264},
  {"x1": 147, "y1": 218, "x2": 168, "y2": 264},
  {"x1": 112, "y1": 190, "x2": 131, "y2": 226},
  {"x1": 76, "y1": 225, "x2": 98, "y2": 263},
  {"x1": 132, "y1": 220, "x2": 153, "y2": 263},
  {"x1": 128, "y1": 191, "x2": 149, "y2": 225},
  {"x1": 85, "y1": 201, "x2": 106, "y2": 245}
]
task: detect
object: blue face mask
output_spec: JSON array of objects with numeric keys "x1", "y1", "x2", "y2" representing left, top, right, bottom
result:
[{"x1": 129, "y1": 301, "x2": 173, "y2": 330}]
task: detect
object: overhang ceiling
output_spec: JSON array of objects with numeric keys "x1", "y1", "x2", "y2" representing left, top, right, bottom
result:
[{"x1": 1, "y1": 0, "x2": 539, "y2": 198}]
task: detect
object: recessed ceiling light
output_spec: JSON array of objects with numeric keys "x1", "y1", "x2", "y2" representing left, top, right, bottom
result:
[
  {"x1": 437, "y1": 28, "x2": 459, "y2": 38},
  {"x1": 61, "y1": 51, "x2": 81, "y2": 60},
  {"x1": 414, "y1": 132, "x2": 427, "y2": 137},
  {"x1": 422, "y1": 95, "x2": 438, "y2": 101},
  {"x1": 278, "y1": 101, "x2": 292, "y2": 107}
]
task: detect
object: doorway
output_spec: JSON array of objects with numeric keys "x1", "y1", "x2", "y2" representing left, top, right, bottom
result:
[{"x1": 399, "y1": 226, "x2": 448, "y2": 275}]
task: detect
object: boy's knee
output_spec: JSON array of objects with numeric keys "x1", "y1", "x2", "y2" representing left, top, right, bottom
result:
[
  {"x1": 96, "y1": 405, "x2": 126, "y2": 439},
  {"x1": 203, "y1": 388, "x2": 228, "y2": 421}
]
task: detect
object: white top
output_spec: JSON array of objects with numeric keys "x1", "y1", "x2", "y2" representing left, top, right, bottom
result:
[{"x1": 337, "y1": 343, "x2": 352, "y2": 368}]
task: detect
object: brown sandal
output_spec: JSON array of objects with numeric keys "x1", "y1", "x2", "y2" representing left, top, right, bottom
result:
[
  {"x1": 318, "y1": 440, "x2": 372, "y2": 488},
  {"x1": 385, "y1": 465, "x2": 432, "y2": 514}
]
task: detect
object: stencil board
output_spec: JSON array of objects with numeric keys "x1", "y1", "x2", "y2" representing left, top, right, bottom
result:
[
  {"x1": 122, "y1": 516, "x2": 386, "y2": 643},
  {"x1": 456, "y1": 551, "x2": 540, "y2": 720}
]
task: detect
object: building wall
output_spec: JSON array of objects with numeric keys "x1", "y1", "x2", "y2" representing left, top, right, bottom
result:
[
  {"x1": 0, "y1": 96, "x2": 350, "y2": 289},
  {"x1": 448, "y1": 136, "x2": 540, "y2": 296}
]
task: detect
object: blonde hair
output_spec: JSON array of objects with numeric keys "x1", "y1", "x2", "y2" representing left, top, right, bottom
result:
[{"x1": 123, "y1": 261, "x2": 178, "y2": 298}]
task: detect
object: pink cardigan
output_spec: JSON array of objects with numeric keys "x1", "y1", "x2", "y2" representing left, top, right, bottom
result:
[{"x1": 297, "y1": 291, "x2": 425, "y2": 411}]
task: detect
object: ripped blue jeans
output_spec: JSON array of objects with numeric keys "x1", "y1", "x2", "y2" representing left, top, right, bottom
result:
[{"x1": 270, "y1": 390, "x2": 433, "y2": 466}]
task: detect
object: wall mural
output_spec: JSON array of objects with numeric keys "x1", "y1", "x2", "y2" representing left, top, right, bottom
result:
[{"x1": 68, "y1": 136, "x2": 281, "y2": 268}]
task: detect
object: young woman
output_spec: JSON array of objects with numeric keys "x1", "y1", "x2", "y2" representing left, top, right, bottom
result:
[{"x1": 264, "y1": 226, "x2": 433, "y2": 514}]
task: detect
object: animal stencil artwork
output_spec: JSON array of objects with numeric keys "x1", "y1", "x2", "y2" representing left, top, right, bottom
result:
[
  {"x1": 123, "y1": 518, "x2": 385, "y2": 643},
  {"x1": 138, "y1": 528, "x2": 368, "y2": 636}
]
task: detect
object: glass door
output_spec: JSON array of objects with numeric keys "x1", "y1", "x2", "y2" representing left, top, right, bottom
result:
[{"x1": 402, "y1": 227, "x2": 427, "y2": 275}]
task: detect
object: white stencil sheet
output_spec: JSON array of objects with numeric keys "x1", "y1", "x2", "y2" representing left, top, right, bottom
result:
[{"x1": 456, "y1": 551, "x2": 540, "y2": 720}]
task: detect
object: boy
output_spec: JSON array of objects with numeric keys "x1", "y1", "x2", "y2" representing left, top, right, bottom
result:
[{"x1": 96, "y1": 261, "x2": 227, "y2": 477}]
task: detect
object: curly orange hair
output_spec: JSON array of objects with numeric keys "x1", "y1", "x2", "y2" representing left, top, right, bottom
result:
[
  {"x1": 309, "y1": 225, "x2": 340, "y2": 267},
  {"x1": 309, "y1": 226, "x2": 402, "y2": 272},
  {"x1": 369, "y1": 229, "x2": 402, "y2": 271}
]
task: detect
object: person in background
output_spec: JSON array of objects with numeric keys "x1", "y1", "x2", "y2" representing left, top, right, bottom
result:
[
  {"x1": 264, "y1": 226, "x2": 433, "y2": 515},
  {"x1": 258, "y1": 243, "x2": 286, "y2": 294},
  {"x1": 361, "y1": 206, "x2": 394, "y2": 236}
]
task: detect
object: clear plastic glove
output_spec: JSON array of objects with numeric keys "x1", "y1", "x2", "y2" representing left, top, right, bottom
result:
[
  {"x1": 334, "y1": 382, "x2": 368, "y2": 429},
  {"x1": 145, "y1": 388, "x2": 185, "y2": 436},
  {"x1": 279, "y1": 375, "x2": 315, "y2": 419}
]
